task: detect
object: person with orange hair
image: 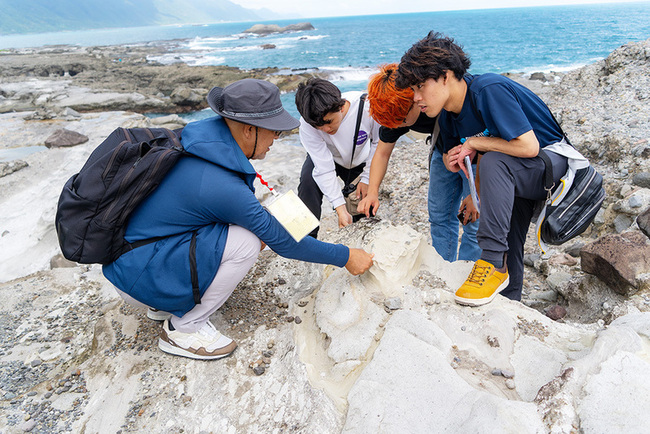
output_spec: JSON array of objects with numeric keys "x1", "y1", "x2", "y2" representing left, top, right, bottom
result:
[{"x1": 359, "y1": 63, "x2": 480, "y2": 262}]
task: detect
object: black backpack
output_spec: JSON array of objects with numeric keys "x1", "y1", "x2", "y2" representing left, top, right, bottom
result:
[
  {"x1": 55, "y1": 127, "x2": 185, "y2": 265},
  {"x1": 536, "y1": 145, "x2": 606, "y2": 253}
]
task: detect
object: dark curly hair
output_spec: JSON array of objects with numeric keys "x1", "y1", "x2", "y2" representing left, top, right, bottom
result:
[{"x1": 395, "y1": 31, "x2": 471, "y2": 89}]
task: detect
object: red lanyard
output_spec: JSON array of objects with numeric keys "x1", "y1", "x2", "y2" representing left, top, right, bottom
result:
[{"x1": 256, "y1": 172, "x2": 278, "y2": 197}]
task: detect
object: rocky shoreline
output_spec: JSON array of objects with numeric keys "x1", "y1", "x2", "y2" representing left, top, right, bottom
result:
[
  {"x1": 0, "y1": 41, "x2": 315, "y2": 115},
  {"x1": 1, "y1": 39, "x2": 650, "y2": 433}
]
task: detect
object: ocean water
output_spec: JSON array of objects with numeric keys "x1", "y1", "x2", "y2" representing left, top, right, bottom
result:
[{"x1": 1, "y1": 2, "x2": 649, "y2": 119}]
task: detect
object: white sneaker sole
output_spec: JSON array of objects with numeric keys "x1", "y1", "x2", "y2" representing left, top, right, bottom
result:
[
  {"x1": 158, "y1": 338, "x2": 236, "y2": 360},
  {"x1": 147, "y1": 309, "x2": 172, "y2": 321},
  {"x1": 454, "y1": 276, "x2": 510, "y2": 307}
]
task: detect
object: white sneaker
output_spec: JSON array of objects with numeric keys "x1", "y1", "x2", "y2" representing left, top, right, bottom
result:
[
  {"x1": 147, "y1": 308, "x2": 172, "y2": 322},
  {"x1": 158, "y1": 319, "x2": 237, "y2": 360}
]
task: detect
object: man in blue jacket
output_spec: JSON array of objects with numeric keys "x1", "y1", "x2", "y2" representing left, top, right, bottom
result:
[{"x1": 103, "y1": 79, "x2": 374, "y2": 360}]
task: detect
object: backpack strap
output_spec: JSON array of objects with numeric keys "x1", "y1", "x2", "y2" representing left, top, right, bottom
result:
[
  {"x1": 427, "y1": 117, "x2": 441, "y2": 171},
  {"x1": 189, "y1": 231, "x2": 201, "y2": 305},
  {"x1": 539, "y1": 150, "x2": 555, "y2": 193}
]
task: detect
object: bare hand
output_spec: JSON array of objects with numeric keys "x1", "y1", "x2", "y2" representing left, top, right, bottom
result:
[
  {"x1": 336, "y1": 205, "x2": 353, "y2": 228},
  {"x1": 457, "y1": 146, "x2": 478, "y2": 179},
  {"x1": 345, "y1": 248, "x2": 374, "y2": 275},
  {"x1": 358, "y1": 193, "x2": 379, "y2": 217},
  {"x1": 445, "y1": 145, "x2": 463, "y2": 173},
  {"x1": 356, "y1": 182, "x2": 369, "y2": 200},
  {"x1": 459, "y1": 195, "x2": 479, "y2": 225}
]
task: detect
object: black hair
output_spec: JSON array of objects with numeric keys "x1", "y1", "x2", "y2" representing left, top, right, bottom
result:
[
  {"x1": 295, "y1": 78, "x2": 346, "y2": 127},
  {"x1": 395, "y1": 31, "x2": 471, "y2": 89}
]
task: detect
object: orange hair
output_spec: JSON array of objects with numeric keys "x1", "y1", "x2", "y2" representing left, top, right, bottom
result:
[{"x1": 368, "y1": 63, "x2": 414, "y2": 129}]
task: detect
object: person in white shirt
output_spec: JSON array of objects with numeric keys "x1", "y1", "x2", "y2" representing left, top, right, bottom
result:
[{"x1": 295, "y1": 78, "x2": 380, "y2": 238}]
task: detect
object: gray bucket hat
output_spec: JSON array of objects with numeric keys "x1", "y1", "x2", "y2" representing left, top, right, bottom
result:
[{"x1": 207, "y1": 79, "x2": 299, "y2": 131}]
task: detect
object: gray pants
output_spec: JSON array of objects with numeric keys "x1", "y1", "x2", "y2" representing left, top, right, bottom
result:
[
  {"x1": 478, "y1": 150, "x2": 567, "y2": 300},
  {"x1": 116, "y1": 225, "x2": 261, "y2": 333}
]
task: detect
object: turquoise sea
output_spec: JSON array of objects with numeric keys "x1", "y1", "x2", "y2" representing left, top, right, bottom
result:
[{"x1": 1, "y1": 2, "x2": 649, "y2": 118}]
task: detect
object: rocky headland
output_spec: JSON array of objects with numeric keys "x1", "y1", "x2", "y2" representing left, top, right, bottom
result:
[
  {"x1": 0, "y1": 38, "x2": 649, "y2": 433},
  {"x1": 0, "y1": 42, "x2": 314, "y2": 115}
]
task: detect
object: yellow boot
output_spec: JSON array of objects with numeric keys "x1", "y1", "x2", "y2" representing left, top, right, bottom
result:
[{"x1": 454, "y1": 259, "x2": 509, "y2": 306}]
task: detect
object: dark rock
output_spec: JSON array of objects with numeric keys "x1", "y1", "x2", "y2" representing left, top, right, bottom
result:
[
  {"x1": 260, "y1": 44, "x2": 276, "y2": 50},
  {"x1": 253, "y1": 366, "x2": 265, "y2": 376},
  {"x1": 633, "y1": 172, "x2": 650, "y2": 189},
  {"x1": 545, "y1": 305, "x2": 567, "y2": 320},
  {"x1": 530, "y1": 72, "x2": 547, "y2": 82},
  {"x1": 580, "y1": 231, "x2": 650, "y2": 295},
  {"x1": 44, "y1": 128, "x2": 88, "y2": 148},
  {"x1": 637, "y1": 207, "x2": 650, "y2": 239},
  {"x1": 613, "y1": 214, "x2": 633, "y2": 233},
  {"x1": 565, "y1": 242, "x2": 586, "y2": 257},
  {"x1": 523, "y1": 253, "x2": 541, "y2": 267}
]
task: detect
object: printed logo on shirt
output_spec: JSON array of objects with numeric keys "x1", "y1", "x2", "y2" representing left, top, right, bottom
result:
[{"x1": 356, "y1": 131, "x2": 368, "y2": 146}]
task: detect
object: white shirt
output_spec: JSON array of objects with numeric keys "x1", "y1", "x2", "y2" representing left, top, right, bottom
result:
[{"x1": 299, "y1": 91, "x2": 379, "y2": 209}]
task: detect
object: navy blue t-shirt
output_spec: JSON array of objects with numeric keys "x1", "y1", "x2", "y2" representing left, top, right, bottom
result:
[{"x1": 438, "y1": 73, "x2": 564, "y2": 153}]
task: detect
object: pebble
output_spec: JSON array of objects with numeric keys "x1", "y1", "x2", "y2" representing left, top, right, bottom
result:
[
  {"x1": 30, "y1": 359, "x2": 42, "y2": 368},
  {"x1": 253, "y1": 366, "x2": 265, "y2": 376},
  {"x1": 21, "y1": 420, "x2": 36, "y2": 432},
  {"x1": 294, "y1": 316, "x2": 302, "y2": 324},
  {"x1": 267, "y1": 340, "x2": 275, "y2": 349},
  {"x1": 491, "y1": 369, "x2": 502, "y2": 376},
  {"x1": 501, "y1": 370, "x2": 515, "y2": 379},
  {"x1": 545, "y1": 305, "x2": 567, "y2": 321},
  {"x1": 384, "y1": 297, "x2": 402, "y2": 310},
  {"x1": 628, "y1": 195, "x2": 643, "y2": 208},
  {"x1": 262, "y1": 350, "x2": 274, "y2": 358},
  {"x1": 505, "y1": 379, "x2": 516, "y2": 390},
  {"x1": 286, "y1": 316, "x2": 295, "y2": 323},
  {"x1": 297, "y1": 300, "x2": 308, "y2": 307}
]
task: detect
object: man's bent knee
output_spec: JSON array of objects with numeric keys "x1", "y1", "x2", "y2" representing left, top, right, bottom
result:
[{"x1": 226, "y1": 225, "x2": 262, "y2": 261}]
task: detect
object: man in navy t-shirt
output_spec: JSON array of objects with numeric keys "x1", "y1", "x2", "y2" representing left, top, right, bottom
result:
[{"x1": 396, "y1": 31, "x2": 568, "y2": 306}]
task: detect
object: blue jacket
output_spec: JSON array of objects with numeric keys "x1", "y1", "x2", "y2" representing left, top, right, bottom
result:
[{"x1": 103, "y1": 116, "x2": 349, "y2": 316}]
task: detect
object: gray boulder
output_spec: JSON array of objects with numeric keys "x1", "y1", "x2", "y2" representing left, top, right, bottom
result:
[
  {"x1": 0, "y1": 160, "x2": 28, "y2": 178},
  {"x1": 44, "y1": 128, "x2": 89, "y2": 148}
]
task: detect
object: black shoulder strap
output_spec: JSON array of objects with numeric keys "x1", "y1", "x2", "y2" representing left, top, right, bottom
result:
[
  {"x1": 539, "y1": 150, "x2": 555, "y2": 191},
  {"x1": 350, "y1": 93, "x2": 367, "y2": 165}
]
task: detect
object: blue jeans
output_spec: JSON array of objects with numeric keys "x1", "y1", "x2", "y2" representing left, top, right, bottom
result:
[{"x1": 428, "y1": 148, "x2": 481, "y2": 262}]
